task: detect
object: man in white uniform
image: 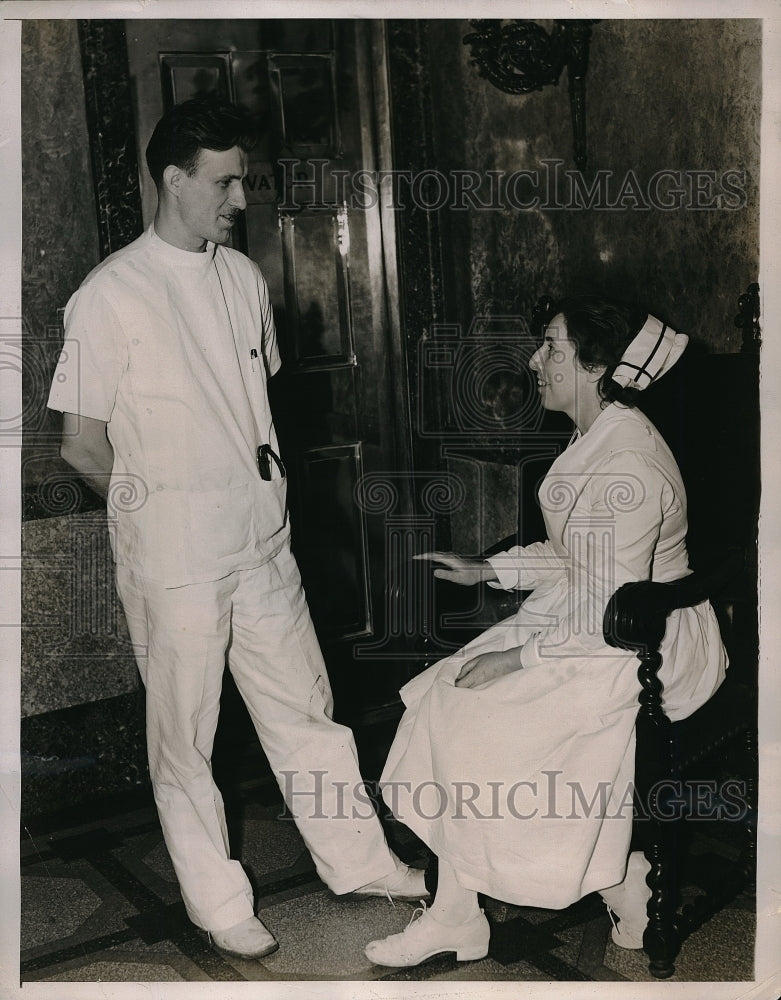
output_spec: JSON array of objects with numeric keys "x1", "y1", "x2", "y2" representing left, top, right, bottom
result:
[{"x1": 48, "y1": 96, "x2": 425, "y2": 960}]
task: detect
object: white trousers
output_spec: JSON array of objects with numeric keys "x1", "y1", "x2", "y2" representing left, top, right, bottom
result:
[{"x1": 115, "y1": 545, "x2": 397, "y2": 932}]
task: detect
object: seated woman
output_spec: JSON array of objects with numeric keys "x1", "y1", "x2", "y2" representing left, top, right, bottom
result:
[{"x1": 365, "y1": 296, "x2": 727, "y2": 967}]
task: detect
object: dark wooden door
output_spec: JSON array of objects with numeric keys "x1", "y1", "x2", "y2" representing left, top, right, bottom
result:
[{"x1": 126, "y1": 19, "x2": 413, "y2": 722}]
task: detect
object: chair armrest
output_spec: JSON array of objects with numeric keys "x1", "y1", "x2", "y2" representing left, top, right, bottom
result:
[{"x1": 603, "y1": 550, "x2": 744, "y2": 653}]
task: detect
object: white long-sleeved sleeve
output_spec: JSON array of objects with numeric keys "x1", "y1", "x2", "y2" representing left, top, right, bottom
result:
[{"x1": 486, "y1": 540, "x2": 565, "y2": 591}]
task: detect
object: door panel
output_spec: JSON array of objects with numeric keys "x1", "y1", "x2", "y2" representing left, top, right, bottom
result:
[
  {"x1": 267, "y1": 52, "x2": 339, "y2": 154},
  {"x1": 279, "y1": 210, "x2": 354, "y2": 367},
  {"x1": 296, "y1": 443, "x2": 371, "y2": 638}
]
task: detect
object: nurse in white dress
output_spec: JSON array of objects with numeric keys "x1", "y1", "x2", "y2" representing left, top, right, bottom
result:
[{"x1": 364, "y1": 297, "x2": 727, "y2": 967}]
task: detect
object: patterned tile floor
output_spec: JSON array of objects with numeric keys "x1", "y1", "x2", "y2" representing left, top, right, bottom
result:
[{"x1": 19, "y1": 781, "x2": 756, "y2": 985}]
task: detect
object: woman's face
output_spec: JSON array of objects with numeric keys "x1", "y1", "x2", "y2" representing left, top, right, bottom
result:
[{"x1": 529, "y1": 313, "x2": 594, "y2": 418}]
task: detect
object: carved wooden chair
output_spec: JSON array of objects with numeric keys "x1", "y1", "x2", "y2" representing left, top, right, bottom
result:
[
  {"x1": 603, "y1": 561, "x2": 757, "y2": 977},
  {"x1": 601, "y1": 284, "x2": 760, "y2": 978}
]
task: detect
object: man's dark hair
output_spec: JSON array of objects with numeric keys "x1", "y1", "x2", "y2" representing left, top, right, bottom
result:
[
  {"x1": 145, "y1": 95, "x2": 258, "y2": 187},
  {"x1": 548, "y1": 295, "x2": 652, "y2": 408}
]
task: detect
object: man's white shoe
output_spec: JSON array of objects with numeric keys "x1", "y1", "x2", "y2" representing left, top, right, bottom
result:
[
  {"x1": 347, "y1": 863, "x2": 430, "y2": 902},
  {"x1": 210, "y1": 915, "x2": 279, "y2": 960},
  {"x1": 365, "y1": 903, "x2": 490, "y2": 967}
]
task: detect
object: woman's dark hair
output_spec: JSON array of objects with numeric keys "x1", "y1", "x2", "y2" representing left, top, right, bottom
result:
[
  {"x1": 145, "y1": 95, "x2": 258, "y2": 187},
  {"x1": 547, "y1": 295, "x2": 651, "y2": 408}
]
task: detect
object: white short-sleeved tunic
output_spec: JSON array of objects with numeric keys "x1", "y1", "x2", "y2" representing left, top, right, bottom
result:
[
  {"x1": 48, "y1": 225, "x2": 288, "y2": 587},
  {"x1": 381, "y1": 403, "x2": 727, "y2": 908}
]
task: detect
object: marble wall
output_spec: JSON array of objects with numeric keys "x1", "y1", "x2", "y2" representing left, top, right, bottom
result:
[
  {"x1": 425, "y1": 18, "x2": 761, "y2": 350},
  {"x1": 22, "y1": 20, "x2": 101, "y2": 496},
  {"x1": 22, "y1": 512, "x2": 137, "y2": 717},
  {"x1": 22, "y1": 21, "x2": 138, "y2": 717}
]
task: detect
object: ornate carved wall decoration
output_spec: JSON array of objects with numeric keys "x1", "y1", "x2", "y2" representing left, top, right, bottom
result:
[{"x1": 463, "y1": 19, "x2": 596, "y2": 170}]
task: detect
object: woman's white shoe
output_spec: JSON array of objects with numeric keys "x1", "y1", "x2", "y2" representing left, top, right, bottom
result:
[
  {"x1": 605, "y1": 904, "x2": 646, "y2": 949},
  {"x1": 600, "y1": 851, "x2": 651, "y2": 949},
  {"x1": 364, "y1": 902, "x2": 490, "y2": 967},
  {"x1": 347, "y1": 863, "x2": 430, "y2": 902}
]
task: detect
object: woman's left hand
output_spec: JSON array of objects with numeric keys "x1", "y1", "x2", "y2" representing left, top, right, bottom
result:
[{"x1": 454, "y1": 648, "x2": 522, "y2": 688}]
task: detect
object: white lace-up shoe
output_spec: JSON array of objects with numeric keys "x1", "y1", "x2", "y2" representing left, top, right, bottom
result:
[
  {"x1": 605, "y1": 904, "x2": 646, "y2": 949},
  {"x1": 364, "y1": 902, "x2": 490, "y2": 967},
  {"x1": 346, "y1": 863, "x2": 430, "y2": 902},
  {"x1": 600, "y1": 851, "x2": 651, "y2": 949},
  {"x1": 210, "y1": 915, "x2": 279, "y2": 960}
]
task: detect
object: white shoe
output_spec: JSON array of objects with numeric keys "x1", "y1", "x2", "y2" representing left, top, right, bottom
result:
[
  {"x1": 210, "y1": 916, "x2": 279, "y2": 960},
  {"x1": 347, "y1": 863, "x2": 430, "y2": 902},
  {"x1": 605, "y1": 906, "x2": 645, "y2": 949},
  {"x1": 365, "y1": 902, "x2": 490, "y2": 967},
  {"x1": 600, "y1": 851, "x2": 651, "y2": 949}
]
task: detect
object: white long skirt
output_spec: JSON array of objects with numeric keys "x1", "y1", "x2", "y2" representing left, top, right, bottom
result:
[{"x1": 380, "y1": 578, "x2": 726, "y2": 909}]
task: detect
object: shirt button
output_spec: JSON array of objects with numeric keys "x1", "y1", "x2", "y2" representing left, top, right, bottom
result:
[
  {"x1": 132, "y1": 338, "x2": 140, "y2": 345},
  {"x1": 156, "y1": 485, "x2": 163, "y2": 492}
]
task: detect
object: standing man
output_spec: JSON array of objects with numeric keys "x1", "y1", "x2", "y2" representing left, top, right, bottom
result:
[{"x1": 48, "y1": 96, "x2": 425, "y2": 961}]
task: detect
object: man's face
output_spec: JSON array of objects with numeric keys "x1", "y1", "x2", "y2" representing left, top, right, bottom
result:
[{"x1": 173, "y1": 146, "x2": 248, "y2": 250}]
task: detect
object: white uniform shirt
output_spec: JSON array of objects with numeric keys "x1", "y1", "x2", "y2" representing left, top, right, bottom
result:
[{"x1": 48, "y1": 225, "x2": 289, "y2": 586}]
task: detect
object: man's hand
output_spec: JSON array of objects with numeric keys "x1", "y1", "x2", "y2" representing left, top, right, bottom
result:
[
  {"x1": 454, "y1": 648, "x2": 522, "y2": 688},
  {"x1": 414, "y1": 551, "x2": 498, "y2": 587}
]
